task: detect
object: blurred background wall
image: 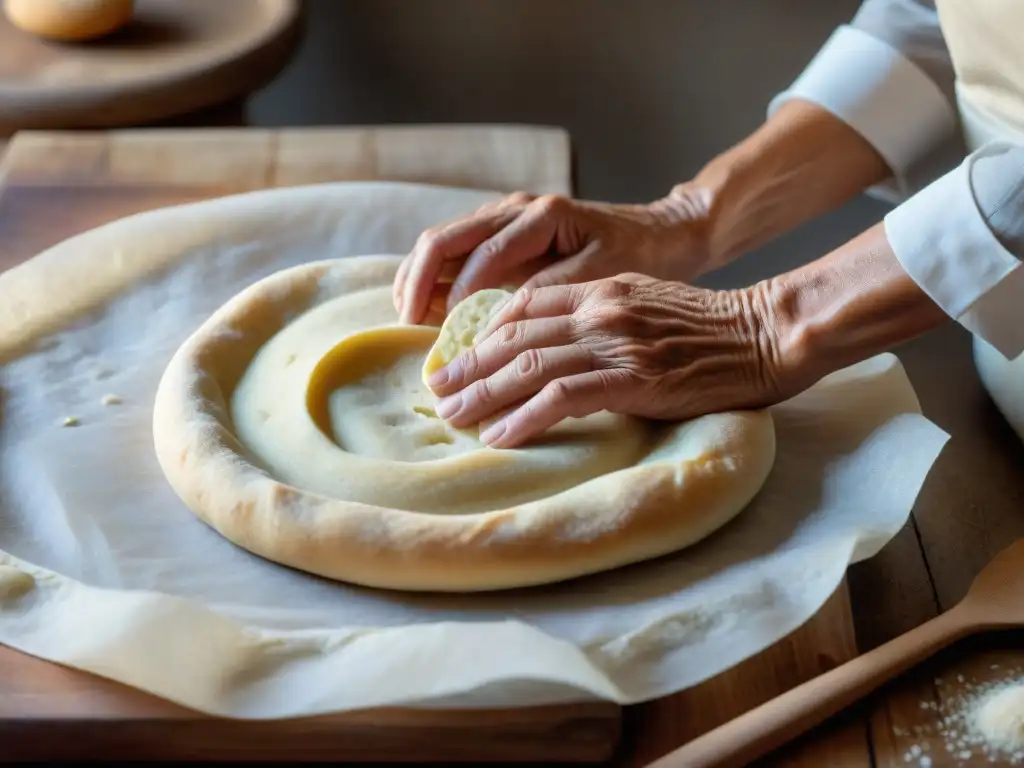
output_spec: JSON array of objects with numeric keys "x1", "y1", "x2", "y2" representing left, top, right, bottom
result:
[{"x1": 249, "y1": 0, "x2": 885, "y2": 290}]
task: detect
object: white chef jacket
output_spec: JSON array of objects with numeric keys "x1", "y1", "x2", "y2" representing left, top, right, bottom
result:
[{"x1": 767, "y1": 0, "x2": 1024, "y2": 360}]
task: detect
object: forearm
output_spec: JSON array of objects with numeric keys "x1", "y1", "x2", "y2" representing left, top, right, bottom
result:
[
  {"x1": 756, "y1": 221, "x2": 948, "y2": 386},
  {"x1": 674, "y1": 100, "x2": 892, "y2": 275}
]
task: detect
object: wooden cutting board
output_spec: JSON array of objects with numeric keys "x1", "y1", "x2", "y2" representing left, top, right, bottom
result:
[
  {"x1": 0, "y1": 0, "x2": 300, "y2": 135},
  {"x1": 0, "y1": 126, "x2": 865, "y2": 765}
]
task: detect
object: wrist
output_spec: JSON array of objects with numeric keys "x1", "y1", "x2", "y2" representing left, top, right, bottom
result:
[
  {"x1": 753, "y1": 223, "x2": 948, "y2": 388},
  {"x1": 646, "y1": 183, "x2": 717, "y2": 278},
  {"x1": 666, "y1": 101, "x2": 892, "y2": 277}
]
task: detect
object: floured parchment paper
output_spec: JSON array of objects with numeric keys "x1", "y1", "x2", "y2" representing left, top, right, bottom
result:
[{"x1": 0, "y1": 182, "x2": 949, "y2": 716}]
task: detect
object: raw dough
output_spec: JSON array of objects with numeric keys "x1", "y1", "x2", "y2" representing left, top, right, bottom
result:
[
  {"x1": 232, "y1": 288, "x2": 647, "y2": 511},
  {"x1": 422, "y1": 288, "x2": 512, "y2": 384},
  {"x1": 153, "y1": 256, "x2": 777, "y2": 592},
  {"x1": 4, "y1": 0, "x2": 134, "y2": 42},
  {"x1": 0, "y1": 565, "x2": 34, "y2": 602}
]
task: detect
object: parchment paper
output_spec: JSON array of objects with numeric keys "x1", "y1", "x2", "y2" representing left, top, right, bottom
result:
[{"x1": 0, "y1": 182, "x2": 949, "y2": 716}]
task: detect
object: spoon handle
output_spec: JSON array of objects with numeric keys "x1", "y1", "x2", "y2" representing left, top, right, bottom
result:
[{"x1": 648, "y1": 607, "x2": 976, "y2": 768}]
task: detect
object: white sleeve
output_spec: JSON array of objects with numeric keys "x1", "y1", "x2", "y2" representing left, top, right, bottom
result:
[
  {"x1": 884, "y1": 142, "x2": 1024, "y2": 359},
  {"x1": 771, "y1": 0, "x2": 1024, "y2": 358},
  {"x1": 768, "y1": 0, "x2": 959, "y2": 202}
]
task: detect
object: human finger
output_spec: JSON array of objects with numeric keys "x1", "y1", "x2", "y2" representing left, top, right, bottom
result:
[
  {"x1": 473, "y1": 191, "x2": 535, "y2": 215},
  {"x1": 423, "y1": 288, "x2": 450, "y2": 327},
  {"x1": 479, "y1": 369, "x2": 629, "y2": 448},
  {"x1": 428, "y1": 315, "x2": 574, "y2": 396},
  {"x1": 439, "y1": 344, "x2": 592, "y2": 429},
  {"x1": 448, "y1": 195, "x2": 574, "y2": 310},
  {"x1": 477, "y1": 283, "x2": 584, "y2": 341},
  {"x1": 400, "y1": 209, "x2": 520, "y2": 325},
  {"x1": 405, "y1": 193, "x2": 533, "y2": 313},
  {"x1": 393, "y1": 254, "x2": 412, "y2": 314}
]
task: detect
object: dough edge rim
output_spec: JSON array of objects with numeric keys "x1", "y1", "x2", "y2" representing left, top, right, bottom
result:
[{"x1": 153, "y1": 256, "x2": 778, "y2": 593}]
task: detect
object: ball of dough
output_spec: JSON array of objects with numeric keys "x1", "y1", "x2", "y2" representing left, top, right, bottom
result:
[
  {"x1": 4, "y1": 0, "x2": 134, "y2": 42},
  {"x1": 153, "y1": 256, "x2": 778, "y2": 593}
]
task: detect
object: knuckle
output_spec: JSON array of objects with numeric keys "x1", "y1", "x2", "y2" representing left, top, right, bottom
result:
[
  {"x1": 507, "y1": 191, "x2": 534, "y2": 205},
  {"x1": 595, "y1": 369, "x2": 627, "y2": 397},
  {"x1": 534, "y1": 194, "x2": 570, "y2": 217},
  {"x1": 595, "y1": 278, "x2": 633, "y2": 300},
  {"x1": 596, "y1": 304, "x2": 636, "y2": 333},
  {"x1": 508, "y1": 287, "x2": 534, "y2": 317},
  {"x1": 496, "y1": 320, "x2": 525, "y2": 347},
  {"x1": 514, "y1": 349, "x2": 544, "y2": 378},
  {"x1": 588, "y1": 284, "x2": 616, "y2": 304},
  {"x1": 470, "y1": 237, "x2": 501, "y2": 262},
  {"x1": 542, "y1": 378, "x2": 571, "y2": 407},
  {"x1": 614, "y1": 271, "x2": 648, "y2": 284},
  {"x1": 473, "y1": 374, "x2": 496, "y2": 402},
  {"x1": 458, "y1": 346, "x2": 481, "y2": 377},
  {"x1": 619, "y1": 342, "x2": 654, "y2": 373},
  {"x1": 415, "y1": 226, "x2": 444, "y2": 253}
]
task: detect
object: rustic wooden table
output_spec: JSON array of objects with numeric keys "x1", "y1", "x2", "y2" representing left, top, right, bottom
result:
[{"x1": 0, "y1": 128, "x2": 1022, "y2": 767}]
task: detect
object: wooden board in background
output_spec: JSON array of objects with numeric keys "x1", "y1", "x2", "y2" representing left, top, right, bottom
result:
[
  {"x1": 0, "y1": 126, "x2": 868, "y2": 765},
  {"x1": 0, "y1": 0, "x2": 300, "y2": 136}
]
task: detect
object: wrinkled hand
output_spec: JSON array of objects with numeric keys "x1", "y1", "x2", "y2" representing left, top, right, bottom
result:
[
  {"x1": 393, "y1": 190, "x2": 711, "y2": 326},
  {"x1": 426, "y1": 274, "x2": 792, "y2": 449}
]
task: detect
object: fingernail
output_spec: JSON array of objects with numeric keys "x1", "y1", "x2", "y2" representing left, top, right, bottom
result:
[
  {"x1": 435, "y1": 395, "x2": 461, "y2": 419},
  {"x1": 480, "y1": 420, "x2": 506, "y2": 445},
  {"x1": 427, "y1": 368, "x2": 449, "y2": 389}
]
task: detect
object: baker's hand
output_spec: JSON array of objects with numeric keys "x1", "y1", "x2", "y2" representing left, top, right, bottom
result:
[
  {"x1": 426, "y1": 274, "x2": 795, "y2": 449},
  {"x1": 393, "y1": 190, "x2": 711, "y2": 325}
]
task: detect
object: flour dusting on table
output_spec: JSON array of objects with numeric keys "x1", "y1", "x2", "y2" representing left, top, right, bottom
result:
[{"x1": 900, "y1": 669, "x2": 1024, "y2": 766}]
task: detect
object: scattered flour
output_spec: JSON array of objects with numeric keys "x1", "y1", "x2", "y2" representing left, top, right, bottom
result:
[
  {"x1": 972, "y1": 685, "x2": 1024, "y2": 755},
  {"x1": 899, "y1": 670, "x2": 1024, "y2": 767}
]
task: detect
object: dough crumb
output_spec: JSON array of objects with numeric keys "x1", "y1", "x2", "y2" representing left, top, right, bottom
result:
[
  {"x1": 101, "y1": 393, "x2": 123, "y2": 406},
  {"x1": 61, "y1": 416, "x2": 81, "y2": 427},
  {"x1": 0, "y1": 565, "x2": 35, "y2": 601}
]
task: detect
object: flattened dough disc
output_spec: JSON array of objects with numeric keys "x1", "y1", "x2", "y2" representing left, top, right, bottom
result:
[{"x1": 153, "y1": 258, "x2": 777, "y2": 592}]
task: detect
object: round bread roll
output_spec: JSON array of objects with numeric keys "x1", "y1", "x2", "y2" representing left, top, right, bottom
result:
[
  {"x1": 4, "y1": 0, "x2": 134, "y2": 42},
  {"x1": 152, "y1": 256, "x2": 777, "y2": 592}
]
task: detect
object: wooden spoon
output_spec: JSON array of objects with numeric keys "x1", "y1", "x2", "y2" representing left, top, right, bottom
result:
[{"x1": 648, "y1": 538, "x2": 1024, "y2": 768}]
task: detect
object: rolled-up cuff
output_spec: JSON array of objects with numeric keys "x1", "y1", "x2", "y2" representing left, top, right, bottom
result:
[
  {"x1": 884, "y1": 148, "x2": 1024, "y2": 360},
  {"x1": 768, "y1": 25, "x2": 956, "y2": 201}
]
